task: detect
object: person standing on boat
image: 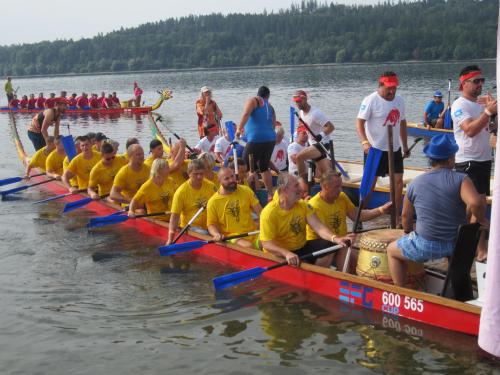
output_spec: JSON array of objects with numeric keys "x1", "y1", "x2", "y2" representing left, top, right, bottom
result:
[
  {"x1": 293, "y1": 90, "x2": 335, "y2": 179},
  {"x1": 451, "y1": 65, "x2": 497, "y2": 261},
  {"x1": 356, "y1": 71, "x2": 409, "y2": 224},
  {"x1": 207, "y1": 167, "x2": 262, "y2": 249},
  {"x1": 167, "y1": 159, "x2": 217, "y2": 243},
  {"x1": 386, "y1": 134, "x2": 487, "y2": 286},
  {"x1": 196, "y1": 86, "x2": 222, "y2": 139},
  {"x1": 4, "y1": 76, "x2": 14, "y2": 105},
  {"x1": 423, "y1": 90, "x2": 445, "y2": 128},
  {"x1": 127, "y1": 82, "x2": 143, "y2": 107},
  {"x1": 62, "y1": 135, "x2": 101, "y2": 192},
  {"x1": 236, "y1": 86, "x2": 276, "y2": 198},
  {"x1": 27, "y1": 97, "x2": 67, "y2": 151},
  {"x1": 259, "y1": 172, "x2": 349, "y2": 268},
  {"x1": 110, "y1": 144, "x2": 151, "y2": 205}
]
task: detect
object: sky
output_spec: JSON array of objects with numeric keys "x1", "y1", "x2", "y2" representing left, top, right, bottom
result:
[{"x1": 0, "y1": 0, "x2": 385, "y2": 46}]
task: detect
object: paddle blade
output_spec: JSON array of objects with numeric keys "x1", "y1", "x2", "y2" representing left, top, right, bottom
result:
[
  {"x1": 225, "y1": 121, "x2": 235, "y2": 141},
  {"x1": 0, "y1": 177, "x2": 22, "y2": 186},
  {"x1": 213, "y1": 267, "x2": 267, "y2": 291},
  {"x1": 63, "y1": 197, "x2": 93, "y2": 213},
  {"x1": 87, "y1": 214, "x2": 129, "y2": 228},
  {"x1": 360, "y1": 147, "x2": 382, "y2": 199},
  {"x1": 444, "y1": 108, "x2": 452, "y2": 129},
  {"x1": 61, "y1": 135, "x2": 77, "y2": 161},
  {"x1": 158, "y1": 240, "x2": 208, "y2": 256},
  {"x1": 289, "y1": 106, "x2": 295, "y2": 141},
  {"x1": 1, "y1": 184, "x2": 29, "y2": 198}
]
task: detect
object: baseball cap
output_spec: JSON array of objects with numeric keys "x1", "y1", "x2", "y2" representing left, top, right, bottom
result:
[
  {"x1": 200, "y1": 86, "x2": 211, "y2": 93},
  {"x1": 433, "y1": 90, "x2": 443, "y2": 97}
]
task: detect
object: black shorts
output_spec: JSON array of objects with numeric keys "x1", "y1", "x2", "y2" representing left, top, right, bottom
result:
[
  {"x1": 455, "y1": 160, "x2": 492, "y2": 195},
  {"x1": 312, "y1": 142, "x2": 330, "y2": 162},
  {"x1": 243, "y1": 141, "x2": 275, "y2": 172},
  {"x1": 27, "y1": 130, "x2": 46, "y2": 151},
  {"x1": 364, "y1": 148, "x2": 404, "y2": 177},
  {"x1": 295, "y1": 239, "x2": 336, "y2": 264}
]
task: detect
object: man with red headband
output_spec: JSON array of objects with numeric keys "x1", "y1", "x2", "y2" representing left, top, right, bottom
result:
[
  {"x1": 292, "y1": 90, "x2": 335, "y2": 179},
  {"x1": 451, "y1": 65, "x2": 497, "y2": 261},
  {"x1": 356, "y1": 71, "x2": 409, "y2": 224}
]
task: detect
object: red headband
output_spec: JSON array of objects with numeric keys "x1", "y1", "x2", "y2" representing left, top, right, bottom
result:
[
  {"x1": 379, "y1": 75, "x2": 399, "y2": 87},
  {"x1": 459, "y1": 70, "x2": 482, "y2": 90}
]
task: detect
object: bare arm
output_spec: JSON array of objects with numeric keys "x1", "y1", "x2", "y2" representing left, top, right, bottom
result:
[
  {"x1": 62, "y1": 170, "x2": 78, "y2": 193},
  {"x1": 109, "y1": 185, "x2": 129, "y2": 204},
  {"x1": 460, "y1": 177, "x2": 487, "y2": 225},
  {"x1": 260, "y1": 239, "x2": 300, "y2": 266},
  {"x1": 236, "y1": 98, "x2": 258, "y2": 136},
  {"x1": 169, "y1": 140, "x2": 186, "y2": 172},
  {"x1": 87, "y1": 186, "x2": 100, "y2": 200},
  {"x1": 166, "y1": 213, "x2": 180, "y2": 244},
  {"x1": 307, "y1": 213, "x2": 351, "y2": 247},
  {"x1": 207, "y1": 224, "x2": 223, "y2": 242},
  {"x1": 252, "y1": 203, "x2": 262, "y2": 217},
  {"x1": 401, "y1": 195, "x2": 415, "y2": 234},
  {"x1": 323, "y1": 121, "x2": 335, "y2": 135},
  {"x1": 346, "y1": 202, "x2": 392, "y2": 222},
  {"x1": 40, "y1": 110, "x2": 55, "y2": 143},
  {"x1": 356, "y1": 118, "x2": 371, "y2": 155}
]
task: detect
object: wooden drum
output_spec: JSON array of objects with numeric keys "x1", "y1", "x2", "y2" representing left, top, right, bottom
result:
[{"x1": 356, "y1": 229, "x2": 425, "y2": 290}]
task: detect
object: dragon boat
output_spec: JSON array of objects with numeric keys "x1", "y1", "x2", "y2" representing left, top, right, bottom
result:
[
  {"x1": 407, "y1": 122, "x2": 454, "y2": 138},
  {"x1": 2, "y1": 111, "x2": 485, "y2": 337}
]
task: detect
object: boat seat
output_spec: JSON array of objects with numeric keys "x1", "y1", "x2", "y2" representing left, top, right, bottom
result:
[{"x1": 440, "y1": 223, "x2": 481, "y2": 301}]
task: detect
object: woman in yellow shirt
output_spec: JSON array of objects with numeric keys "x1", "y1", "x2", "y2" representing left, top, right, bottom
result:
[{"x1": 128, "y1": 159, "x2": 175, "y2": 221}]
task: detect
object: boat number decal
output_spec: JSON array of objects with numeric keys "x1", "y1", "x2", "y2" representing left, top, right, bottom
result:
[
  {"x1": 339, "y1": 281, "x2": 373, "y2": 308},
  {"x1": 382, "y1": 292, "x2": 424, "y2": 315}
]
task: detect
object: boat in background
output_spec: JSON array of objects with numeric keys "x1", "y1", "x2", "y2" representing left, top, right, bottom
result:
[
  {"x1": 407, "y1": 122, "x2": 453, "y2": 138},
  {"x1": 0, "y1": 89, "x2": 173, "y2": 115},
  {"x1": 0, "y1": 111, "x2": 483, "y2": 336}
]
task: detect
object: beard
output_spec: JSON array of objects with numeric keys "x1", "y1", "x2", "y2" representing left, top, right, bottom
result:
[{"x1": 224, "y1": 182, "x2": 237, "y2": 192}]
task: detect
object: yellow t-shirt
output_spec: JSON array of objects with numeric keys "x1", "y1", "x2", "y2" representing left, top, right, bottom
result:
[
  {"x1": 171, "y1": 178, "x2": 216, "y2": 229},
  {"x1": 88, "y1": 156, "x2": 127, "y2": 196},
  {"x1": 260, "y1": 198, "x2": 314, "y2": 252},
  {"x1": 207, "y1": 185, "x2": 258, "y2": 237},
  {"x1": 45, "y1": 149, "x2": 66, "y2": 176},
  {"x1": 168, "y1": 159, "x2": 189, "y2": 191},
  {"x1": 112, "y1": 163, "x2": 151, "y2": 201},
  {"x1": 306, "y1": 192, "x2": 355, "y2": 240},
  {"x1": 28, "y1": 146, "x2": 50, "y2": 171},
  {"x1": 132, "y1": 177, "x2": 176, "y2": 220},
  {"x1": 144, "y1": 155, "x2": 168, "y2": 169},
  {"x1": 63, "y1": 156, "x2": 78, "y2": 187},
  {"x1": 67, "y1": 150, "x2": 101, "y2": 189}
]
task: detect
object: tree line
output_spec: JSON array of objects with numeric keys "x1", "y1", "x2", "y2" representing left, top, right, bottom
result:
[{"x1": 0, "y1": 0, "x2": 497, "y2": 77}]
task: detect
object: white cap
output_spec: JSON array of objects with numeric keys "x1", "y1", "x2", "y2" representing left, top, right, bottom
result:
[{"x1": 200, "y1": 86, "x2": 211, "y2": 93}]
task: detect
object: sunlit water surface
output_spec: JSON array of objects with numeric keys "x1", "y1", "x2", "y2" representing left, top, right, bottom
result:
[{"x1": 0, "y1": 61, "x2": 498, "y2": 374}]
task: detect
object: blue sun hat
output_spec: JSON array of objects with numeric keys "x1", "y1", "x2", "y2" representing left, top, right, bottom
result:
[
  {"x1": 423, "y1": 134, "x2": 458, "y2": 160},
  {"x1": 433, "y1": 90, "x2": 443, "y2": 97}
]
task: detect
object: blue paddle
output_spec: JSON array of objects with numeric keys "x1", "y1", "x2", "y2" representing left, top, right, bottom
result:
[
  {"x1": 444, "y1": 79, "x2": 452, "y2": 130},
  {"x1": 158, "y1": 230, "x2": 259, "y2": 256},
  {"x1": 33, "y1": 189, "x2": 86, "y2": 205},
  {"x1": 0, "y1": 172, "x2": 46, "y2": 187},
  {"x1": 213, "y1": 244, "x2": 343, "y2": 291},
  {"x1": 1, "y1": 178, "x2": 56, "y2": 200},
  {"x1": 289, "y1": 106, "x2": 295, "y2": 141},
  {"x1": 62, "y1": 194, "x2": 110, "y2": 213},
  {"x1": 61, "y1": 134, "x2": 77, "y2": 161},
  {"x1": 87, "y1": 211, "x2": 169, "y2": 229}
]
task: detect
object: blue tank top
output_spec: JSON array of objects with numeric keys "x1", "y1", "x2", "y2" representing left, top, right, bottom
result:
[
  {"x1": 407, "y1": 168, "x2": 467, "y2": 242},
  {"x1": 244, "y1": 98, "x2": 276, "y2": 143}
]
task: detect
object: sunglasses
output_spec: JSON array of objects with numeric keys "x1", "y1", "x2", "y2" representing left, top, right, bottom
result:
[
  {"x1": 468, "y1": 78, "x2": 485, "y2": 85},
  {"x1": 104, "y1": 156, "x2": 115, "y2": 162}
]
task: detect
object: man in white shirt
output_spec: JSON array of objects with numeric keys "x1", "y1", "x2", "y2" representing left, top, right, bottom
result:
[
  {"x1": 194, "y1": 124, "x2": 219, "y2": 155},
  {"x1": 356, "y1": 71, "x2": 409, "y2": 223},
  {"x1": 293, "y1": 90, "x2": 335, "y2": 179},
  {"x1": 451, "y1": 64, "x2": 497, "y2": 261},
  {"x1": 270, "y1": 126, "x2": 289, "y2": 172},
  {"x1": 288, "y1": 126, "x2": 309, "y2": 175},
  {"x1": 214, "y1": 127, "x2": 232, "y2": 163}
]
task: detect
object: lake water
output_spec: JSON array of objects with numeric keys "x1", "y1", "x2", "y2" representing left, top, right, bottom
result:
[{"x1": 0, "y1": 61, "x2": 498, "y2": 374}]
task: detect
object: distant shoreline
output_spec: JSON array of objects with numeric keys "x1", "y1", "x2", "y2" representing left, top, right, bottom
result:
[{"x1": 8, "y1": 58, "x2": 496, "y2": 80}]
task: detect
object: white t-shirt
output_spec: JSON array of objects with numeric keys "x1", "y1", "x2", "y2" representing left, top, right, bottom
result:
[
  {"x1": 357, "y1": 91, "x2": 406, "y2": 151},
  {"x1": 299, "y1": 106, "x2": 331, "y2": 144},
  {"x1": 195, "y1": 136, "x2": 218, "y2": 154},
  {"x1": 214, "y1": 136, "x2": 232, "y2": 159},
  {"x1": 287, "y1": 141, "x2": 307, "y2": 175},
  {"x1": 271, "y1": 139, "x2": 289, "y2": 171},
  {"x1": 451, "y1": 96, "x2": 491, "y2": 163}
]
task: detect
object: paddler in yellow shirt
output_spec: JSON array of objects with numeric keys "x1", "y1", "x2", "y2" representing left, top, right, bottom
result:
[
  {"x1": 110, "y1": 144, "x2": 150, "y2": 205},
  {"x1": 25, "y1": 136, "x2": 55, "y2": 176},
  {"x1": 259, "y1": 173, "x2": 349, "y2": 268},
  {"x1": 198, "y1": 152, "x2": 219, "y2": 187},
  {"x1": 207, "y1": 167, "x2": 262, "y2": 249},
  {"x1": 62, "y1": 135, "x2": 101, "y2": 192},
  {"x1": 167, "y1": 139, "x2": 189, "y2": 190},
  {"x1": 87, "y1": 142, "x2": 127, "y2": 199},
  {"x1": 144, "y1": 139, "x2": 166, "y2": 169},
  {"x1": 167, "y1": 159, "x2": 217, "y2": 244},
  {"x1": 128, "y1": 159, "x2": 175, "y2": 221},
  {"x1": 62, "y1": 136, "x2": 82, "y2": 188},
  {"x1": 45, "y1": 135, "x2": 67, "y2": 180}
]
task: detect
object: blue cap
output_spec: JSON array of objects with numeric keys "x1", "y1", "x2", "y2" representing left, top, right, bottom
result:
[
  {"x1": 423, "y1": 134, "x2": 458, "y2": 160},
  {"x1": 433, "y1": 90, "x2": 443, "y2": 97}
]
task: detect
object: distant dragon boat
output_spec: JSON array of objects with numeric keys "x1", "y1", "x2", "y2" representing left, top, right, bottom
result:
[
  {"x1": 407, "y1": 122, "x2": 454, "y2": 138},
  {"x1": 0, "y1": 89, "x2": 173, "y2": 115}
]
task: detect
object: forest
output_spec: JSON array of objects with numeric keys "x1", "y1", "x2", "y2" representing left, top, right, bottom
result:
[{"x1": 0, "y1": 0, "x2": 497, "y2": 76}]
